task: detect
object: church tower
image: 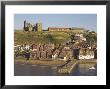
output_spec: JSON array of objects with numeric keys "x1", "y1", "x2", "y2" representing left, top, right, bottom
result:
[
  {"x1": 36, "y1": 23, "x2": 42, "y2": 31},
  {"x1": 37, "y1": 17, "x2": 42, "y2": 31}
]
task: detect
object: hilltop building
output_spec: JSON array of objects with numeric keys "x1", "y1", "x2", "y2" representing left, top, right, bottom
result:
[
  {"x1": 23, "y1": 20, "x2": 42, "y2": 32},
  {"x1": 48, "y1": 27, "x2": 86, "y2": 33},
  {"x1": 48, "y1": 27, "x2": 70, "y2": 31},
  {"x1": 36, "y1": 23, "x2": 42, "y2": 31},
  {"x1": 23, "y1": 20, "x2": 87, "y2": 33}
]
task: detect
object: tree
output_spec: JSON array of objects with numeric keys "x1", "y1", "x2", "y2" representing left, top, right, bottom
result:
[
  {"x1": 86, "y1": 31, "x2": 97, "y2": 44},
  {"x1": 70, "y1": 33, "x2": 75, "y2": 41}
]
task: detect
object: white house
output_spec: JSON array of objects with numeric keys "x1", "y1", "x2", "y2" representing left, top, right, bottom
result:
[
  {"x1": 52, "y1": 53, "x2": 58, "y2": 59},
  {"x1": 79, "y1": 48, "x2": 94, "y2": 60}
]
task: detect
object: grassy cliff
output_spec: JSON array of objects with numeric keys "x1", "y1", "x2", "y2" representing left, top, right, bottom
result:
[{"x1": 14, "y1": 30, "x2": 70, "y2": 45}]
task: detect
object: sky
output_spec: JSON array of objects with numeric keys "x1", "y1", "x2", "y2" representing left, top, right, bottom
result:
[{"x1": 14, "y1": 14, "x2": 97, "y2": 32}]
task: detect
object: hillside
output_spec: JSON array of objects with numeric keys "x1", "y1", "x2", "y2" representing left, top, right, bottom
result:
[{"x1": 14, "y1": 30, "x2": 71, "y2": 45}]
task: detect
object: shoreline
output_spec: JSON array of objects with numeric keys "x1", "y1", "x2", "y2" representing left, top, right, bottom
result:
[
  {"x1": 15, "y1": 59, "x2": 97, "y2": 74},
  {"x1": 15, "y1": 59, "x2": 97, "y2": 66},
  {"x1": 14, "y1": 59, "x2": 66, "y2": 66}
]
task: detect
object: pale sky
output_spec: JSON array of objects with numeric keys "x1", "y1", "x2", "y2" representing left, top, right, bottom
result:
[{"x1": 14, "y1": 14, "x2": 97, "y2": 32}]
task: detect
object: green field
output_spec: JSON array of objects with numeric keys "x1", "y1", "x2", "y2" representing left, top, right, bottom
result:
[{"x1": 14, "y1": 30, "x2": 71, "y2": 45}]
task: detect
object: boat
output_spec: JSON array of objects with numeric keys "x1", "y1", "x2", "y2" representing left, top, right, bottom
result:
[{"x1": 89, "y1": 66, "x2": 95, "y2": 70}]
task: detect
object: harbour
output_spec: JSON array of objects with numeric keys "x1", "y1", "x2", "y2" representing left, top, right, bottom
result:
[
  {"x1": 14, "y1": 59, "x2": 97, "y2": 76},
  {"x1": 57, "y1": 59, "x2": 96, "y2": 74}
]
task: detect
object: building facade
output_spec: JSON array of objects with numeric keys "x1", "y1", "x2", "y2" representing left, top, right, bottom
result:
[{"x1": 48, "y1": 27, "x2": 70, "y2": 31}]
